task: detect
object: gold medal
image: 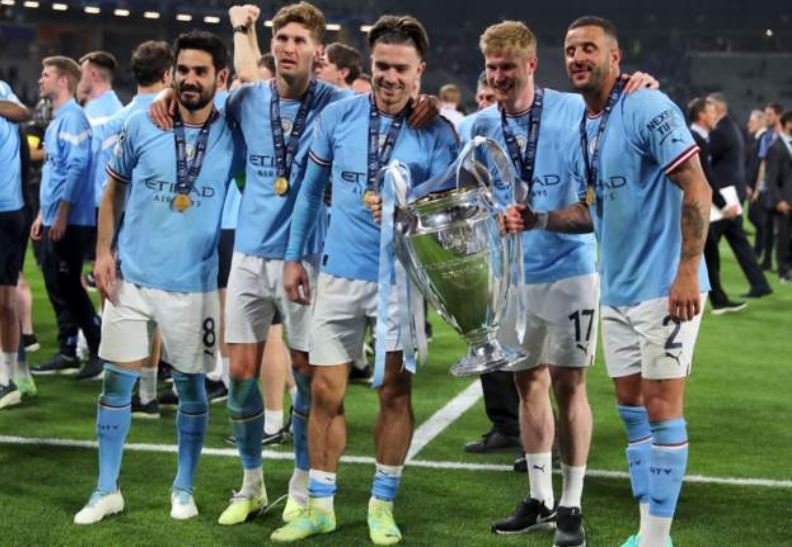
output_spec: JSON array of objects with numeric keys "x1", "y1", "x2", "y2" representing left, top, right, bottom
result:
[
  {"x1": 172, "y1": 193, "x2": 192, "y2": 212},
  {"x1": 585, "y1": 185, "x2": 595, "y2": 206},
  {"x1": 274, "y1": 176, "x2": 289, "y2": 196},
  {"x1": 362, "y1": 189, "x2": 376, "y2": 207}
]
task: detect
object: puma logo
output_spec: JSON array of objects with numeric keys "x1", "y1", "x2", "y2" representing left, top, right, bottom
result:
[
  {"x1": 532, "y1": 464, "x2": 546, "y2": 472},
  {"x1": 665, "y1": 351, "x2": 683, "y2": 367},
  {"x1": 576, "y1": 343, "x2": 587, "y2": 354}
]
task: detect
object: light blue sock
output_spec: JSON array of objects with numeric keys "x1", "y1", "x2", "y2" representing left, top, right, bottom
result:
[
  {"x1": 96, "y1": 365, "x2": 138, "y2": 493},
  {"x1": 617, "y1": 405, "x2": 653, "y2": 503},
  {"x1": 649, "y1": 418, "x2": 688, "y2": 518},
  {"x1": 292, "y1": 369, "x2": 311, "y2": 472},
  {"x1": 227, "y1": 377, "x2": 264, "y2": 470},
  {"x1": 371, "y1": 465, "x2": 402, "y2": 502},
  {"x1": 308, "y1": 474, "x2": 337, "y2": 498},
  {"x1": 172, "y1": 371, "x2": 208, "y2": 493}
]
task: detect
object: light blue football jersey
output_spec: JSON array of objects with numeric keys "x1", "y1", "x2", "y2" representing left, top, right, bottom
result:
[
  {"x1": 85, "y1": 90, "x2": 123, "y2": 206},
  {"x1": 0, "y1": 80, "x2": 22, "y2": 212},
  {"x1": 300, "y1": 94, "x2": 459, "y2": 282},
  {"x1": 225, "y1": 80, "x2": 347, "y2": 259},
  {"x1": 573, "y1": 88, "x2": 709, "y2": 306},
  {"x1": 40, "y1": 99, "x2": 95, "y2": 226},
  {"x1": 457, "y1": 111, "x2": 479, "y2": 144},
  {"x1": 107, "y1": 109, "x2": 244, "y2": 292},
  {"x1": 471, "y1": 89, "x2": 596, "y2": 284}
]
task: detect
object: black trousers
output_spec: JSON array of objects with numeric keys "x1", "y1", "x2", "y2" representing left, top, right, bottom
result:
[
  {"x1": 747, "y1": 196, "x2": 773, "y2": 263},
  {"x1": 704, "y1": 227, "x2": 729, "y2": 306},
  {"x1": 775, "y1": 211, "x2": 792, "y2": 278},
  {"x1": 708, "y1": 215, "x2": 771, "y2": 292},
  {"x1": 480, "y1": 371, "x2": 520, "y2": 438},
  {"x1": 40, "y1": 226, "x2": 100, "y2": 355}
]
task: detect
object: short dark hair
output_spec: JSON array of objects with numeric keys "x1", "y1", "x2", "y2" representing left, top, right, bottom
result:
[
  {"x1": 325, "y1": 42, "x2": 362, "y2": 84},
  {"x1": 780, "y1": 111, "x2": 792, "y2": 127},
  {"x1": 272, "y1": 2, "x2": 326, "y2": 44},
  {"x1": 567, "y1": 15, "x2": 619, "y2": 43},
  {"x1": 79, "y1": 51, "x2": 117, "y2": 73},
  {"x1": 766, "y1": 102, "x2": 784, "y2": 116},
  {"x1": 173, "y1": 30, "x2": 227, "y2": 72},
  {"x1": 368, "y1": 15, "x2": 430, "y2": 59},
  {"x1": 258, "y1": 53, "x2": 276, "y2": 74},
  {"x1": 131, "y1": 41, "x2": 173, "y2": 86},
  {"x1": 687, "y1": 97, "x2": 711, "y2": 124}
]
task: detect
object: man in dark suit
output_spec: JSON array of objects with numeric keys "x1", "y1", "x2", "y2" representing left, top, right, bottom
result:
[
  {"x1": 688, "y1": 98, "x2": 746, "y2": 313},
  {"x1": 765, "y1": 110, "x2": 792, "y2": 282},
  {"x1": 706, "y1": 93, "x2": 773, "y2": 297}
]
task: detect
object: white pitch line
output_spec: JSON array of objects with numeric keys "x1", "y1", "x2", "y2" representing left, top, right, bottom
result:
[
  {"x1": 406, "y1": 379, "x2": 483, "y2": 461},
  {"x1": 2, "y1": 434, "x2": 791, "y2": 489}
]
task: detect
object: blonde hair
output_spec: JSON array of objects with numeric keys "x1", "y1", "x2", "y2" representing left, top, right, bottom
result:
[
  {"x1": 479, "y1": 21, "x2": 537, "y2": 58},
  {"x1": 272, "y1": 2, "x2": 326, "y2": 44}
]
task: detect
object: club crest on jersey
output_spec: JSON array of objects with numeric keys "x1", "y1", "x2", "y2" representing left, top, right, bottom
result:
[
  {"x1": 281, "y1": 118, "x2": 293, "y2": 136},
  {"x1": 516, "y1": 135, "x2": 527, "y2": 153}
]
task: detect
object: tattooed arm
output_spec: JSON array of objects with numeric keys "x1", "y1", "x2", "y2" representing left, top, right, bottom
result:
[{"x1": 666, "y1": 153, "x2": 712, "y2": 322}]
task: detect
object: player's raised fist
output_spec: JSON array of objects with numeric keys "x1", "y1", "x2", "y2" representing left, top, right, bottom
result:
[{"x1": 228, "y1": 5, "x2": 251, "y2": 28}]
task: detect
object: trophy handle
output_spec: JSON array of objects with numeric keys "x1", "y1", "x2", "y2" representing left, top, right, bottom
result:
[{"x1": 457, "y1": 136, "x2": 526, "y2": 208}]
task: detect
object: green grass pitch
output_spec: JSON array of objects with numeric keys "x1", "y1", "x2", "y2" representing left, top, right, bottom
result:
[{"x1": 1, "y1": 243, "x2": 791, "y2": 546}]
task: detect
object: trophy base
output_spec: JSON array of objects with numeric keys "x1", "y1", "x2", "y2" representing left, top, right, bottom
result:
[{"x1": 449, "y1": 340, "x2": 526, "y2": 377}]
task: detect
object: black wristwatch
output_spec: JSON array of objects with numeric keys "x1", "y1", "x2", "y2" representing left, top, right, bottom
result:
[{"x1": 233, "y1": 25, "x2": 249, "y2": 34}]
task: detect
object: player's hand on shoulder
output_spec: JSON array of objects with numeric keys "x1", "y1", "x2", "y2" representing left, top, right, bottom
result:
[
  {"x1": 94, "y1": 251, "x2": 118, "y2": 304},
  {"x1": 408, "y1": 95, "x2": 439, "y2": 128},
  {"x1": 284, "y1": 261, "x2": 311, "y2": 306},
  {"x1": 149, "y1": 88, "x2": 177, "y2": 130},
  {"x1": 364, "y1": 192, "x2": 383, "y2": 223},
  {"x1": 668, "y1": 271, "x2": 700, "y2": 323},
  {"x1": 622, "y1": 71, "x2": 659, "y2": 93}
]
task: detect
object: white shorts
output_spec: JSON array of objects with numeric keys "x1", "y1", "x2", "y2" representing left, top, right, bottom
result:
[
  {"x1": 99, "y1": 281, "x2": 219, "y2": 375},
  {"x1": 310, "y1": 273, "x2": 402, "y2": 366},
  {"x1": 601, "y1": 294, "x2": 707, "y2": 380},
  {"x1": 498, "y1": 273, "x2": 599, "y2": 371},
  {"x1": 224, "y1": 252, "x2": 317, "y2": 351}
]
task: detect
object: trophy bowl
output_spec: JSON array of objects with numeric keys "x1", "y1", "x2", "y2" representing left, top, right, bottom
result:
[{"x1": 390, "y1": 138, "x2": 526, "y2": 376}]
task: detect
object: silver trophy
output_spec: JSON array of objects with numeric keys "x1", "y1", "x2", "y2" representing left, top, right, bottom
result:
[{"x1": 386, "y1": 137, "x2": 526, "y2": 376}]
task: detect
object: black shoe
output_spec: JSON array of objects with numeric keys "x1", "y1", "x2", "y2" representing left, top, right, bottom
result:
[
  {"x1": 424, "y1": 322, "x2": 433, "y2": 343},
  {"x1": 741, "y1": 286, "x2": 773, "y2": 298},
  {"x1": 262, "y1": 427, "x2": 292, "y2": 446},
  {"x1": 224, "y1": 434, "x2": 237, "y2": 446},
  {"x1": 464, "y1": 430, "x2": 522, "y2": 454},
  {"x1": 31, "y1": 353, "x2": 80, "y2": 375},
  {"x1": 158, "y1": 360, "x2": 173, "y2": 383},
  {"x1": 554, "y1": 506, "x2": 585, "y2": 546},
  {"x1": 206, "y1": 379, "x2": 228, "y2": 403},
  {"x1": 22, "y1": 334, "x2": 40, "y2": 352},
  {"x1": 131, "y1": 394, "x2": 161, "y2": 419},
  {"x1": 491, "y1": 497, "x2": 556, "y2": 534},
  {"x1": 711, "y1": 300, "x2": 748, "y2": 315},
  {"x1": 75, "y1": 355, "x2": 104, "y2": 381},
  {"x1": 349, "y1": 364, "x2": 372, "y2": 384},
  {"x1": 158, "y1": 389, "x2": 179, "y2": 407}
]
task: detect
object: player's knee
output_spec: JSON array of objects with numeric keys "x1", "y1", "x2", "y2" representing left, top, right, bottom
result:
[
  {"x1": 99, "y1": 364, "x2": 138, "y2": 407},
  {"x1": 551, "y1": 368, "x2": 587, "y2": 408},
  {"x1": 311, "y1": 371, "x2": 345, "y2": 413},
  {"x1": 378, "y1": 376, "x2": 412, "y2": 411},
  {"x1": 172, "y1": 371, "x2": 207, "y2": 414},
  {"x1": 227, "y1": 377, "x2": 262, "y2": 418},
  {"x1": 515, "y1": 365, "x2": 550, "y2": 400}
]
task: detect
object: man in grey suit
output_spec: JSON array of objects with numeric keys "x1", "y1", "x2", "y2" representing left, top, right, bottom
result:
[{"x1": 765, "y1": 110, "x2": 792, "y2": 283}]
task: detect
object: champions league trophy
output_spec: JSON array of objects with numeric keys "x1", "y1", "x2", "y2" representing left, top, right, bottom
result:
[{"x1": 384, "y1": 137, "x2": 526, "y2": 376}]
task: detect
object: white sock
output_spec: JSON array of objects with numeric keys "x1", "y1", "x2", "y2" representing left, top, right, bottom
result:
[
  {"x1": 207, "y1": 351, "x2": 223, "y2": 382},
  {"x1": 241, "y1": 467, "x2": 263, "y2": 496},
  {"x1": 264, "y1": 409, "x2": 284, "y2": 435},
  {"x1": 221, "y1": 356, "x2": 230, "y2": 388},
  {"x1": 640, "y1": 515, "x2": 673, "y2": 547},
  {"x1": 559, "y1": 464, "x2": 586, "y2": 508},
  {"x1": 288, "y1": 468, "x2": 309, "y2": 504},
  {"x1": 526, "y1": 452, "x2": 554, "y2": 508},
  {"x1": 376, "y1": 463, "x2": 403, "y2": 477},
  {"x1": 138, "y1": 367, "x2": 158, "y2": 405},
  {"x1": 639, "y1": 501, "x2": 650, "y2": 537},
  {"x1": 0, "y1": 352, "x2": 11, "y2": 385}
]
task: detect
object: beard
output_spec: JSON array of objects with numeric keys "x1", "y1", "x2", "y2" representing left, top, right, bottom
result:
[{"x1": 177, "y1": 82, "x2": 215, "y2": 112}]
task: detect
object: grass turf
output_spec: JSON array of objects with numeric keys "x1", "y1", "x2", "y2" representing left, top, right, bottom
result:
[{"x1": 1, "y1": 243, "x2": 791, "y2": 546}]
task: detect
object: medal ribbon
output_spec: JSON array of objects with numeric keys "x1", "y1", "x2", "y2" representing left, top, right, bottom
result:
[
  {"x1": 500, "y1": 87, "x2": 544, "y2": 202},
  {"x1": 579, "y1": 78, "x2": 624, "y2": 215},
  {"x1": 366, "y1": 94, "x2": 409, "y2": 193},
  {"x1": 174, "y1": 109, "x2": 217, "y2": 196},
  {"x1": 270, "y1": 79, "x2": 316, "y2": 181}
]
